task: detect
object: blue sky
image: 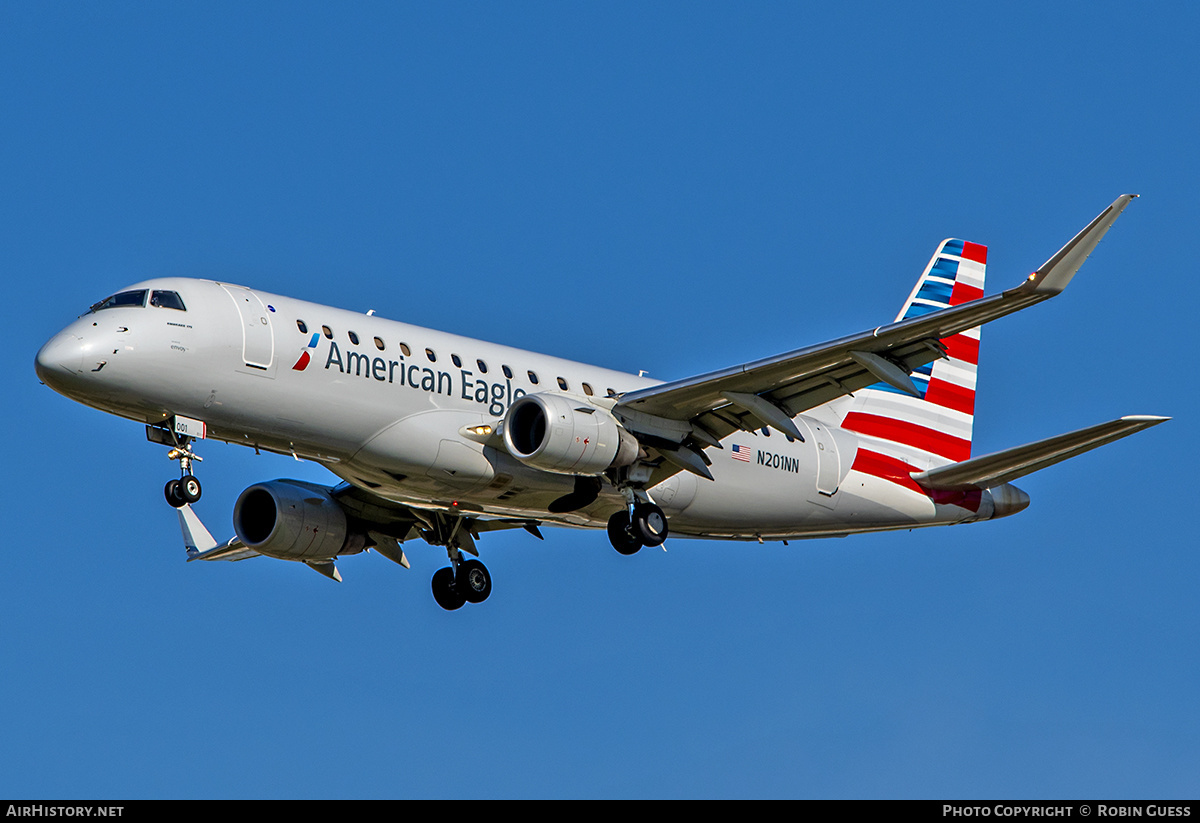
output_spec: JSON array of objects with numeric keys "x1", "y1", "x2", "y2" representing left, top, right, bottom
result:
[{"x1": 3, "y1": 2, "x2": 1196, "y2": 798}]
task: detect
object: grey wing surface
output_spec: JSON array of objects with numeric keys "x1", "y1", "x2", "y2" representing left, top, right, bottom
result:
[{"x1": 613, "y1": 195, "x2": 1137, "y2": 482}]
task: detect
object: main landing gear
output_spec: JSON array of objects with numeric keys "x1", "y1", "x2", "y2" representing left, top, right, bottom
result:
[
  {"x1": 607, "y1": 501, "x2": 668, "y2": 555},
  {"x1": 162, "y1": 435, "x2": 204, "y2": 509},
  {"x1": 416, "y1": 512, "x2": 493, "y2": 611},
  {"x1": 431, "y1": 558, "x2": 492, "y2": 611}
]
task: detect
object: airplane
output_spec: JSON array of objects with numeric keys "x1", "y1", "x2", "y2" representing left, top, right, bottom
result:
[{"x1": 34, "y1": 195, "x2": 1167, "y2": 609}]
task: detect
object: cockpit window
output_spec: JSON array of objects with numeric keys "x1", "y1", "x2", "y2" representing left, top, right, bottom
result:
[
  {"x1": 89, "y1": 290, "x2": 147, "y2": 312},
  {"x1": 150, "y1": 290, "x2": 186, "y2": 311}
]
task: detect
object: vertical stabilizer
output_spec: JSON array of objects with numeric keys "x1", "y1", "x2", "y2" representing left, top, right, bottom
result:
[{"x1": 841, "y1": 239, "x2": 986, "y2": 470}]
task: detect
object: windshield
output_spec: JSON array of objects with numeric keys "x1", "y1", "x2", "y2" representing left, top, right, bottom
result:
[
  {"x1": 150, "y1": 290, "x2": 186, "y2": 311},
  {"x1": 89, "y1": 290, "x2": 147, "y2": 313}
]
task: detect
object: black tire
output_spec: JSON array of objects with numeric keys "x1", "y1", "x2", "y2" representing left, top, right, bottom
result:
[
  {"x1": 179, "y1": 474, "x2": 202, "y2": 504},
  {"x1": 607, "y1": 510, "x2": 643, "y2": 555},
  {"x1": 457, "y1": 559, "x2": 492, "y2": 604},
  {"x1": 632, "y1": 503, "x2": 668, "y2": 547},
  {"x1": 164, "y1": 479, "x2": 186, "y2": 508},
  {"x1": 431, "y1": 567, "x2": 466, "y2": 611}
]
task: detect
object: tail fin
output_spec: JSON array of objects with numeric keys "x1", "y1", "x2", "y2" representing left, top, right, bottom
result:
[{"x1": 841, "y1": 239, "x2": 986, "y2": 469}]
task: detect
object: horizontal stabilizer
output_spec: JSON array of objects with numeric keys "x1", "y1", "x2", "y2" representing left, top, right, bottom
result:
[{"x1": 911, "y1": 415, "x2": 1168, "y2": 491}]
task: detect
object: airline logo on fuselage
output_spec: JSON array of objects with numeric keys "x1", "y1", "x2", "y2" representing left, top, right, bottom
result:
[
  {"x1": 292, "y1": 333, "x2": 320, "y2": 371},
  {"x1": 315, "y1": 339, "x2": 525, "y2": 416}
]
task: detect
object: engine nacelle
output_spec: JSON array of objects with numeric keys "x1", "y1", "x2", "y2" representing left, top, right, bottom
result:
[
  {"x1": 233, "y1": 480, "x2": 365, "y2": 561},
  {"x1": 502, "y1": 393, "x2": 639, "y2": 475}
]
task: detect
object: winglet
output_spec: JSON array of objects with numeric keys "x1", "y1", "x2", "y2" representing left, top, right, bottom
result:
[
  {"x1": 1018, "y1": 194, "x2": 1138, "y2": 296},
  {"x1": 179, "y1": 504, "x2": 257, "y2": 562},
  {"x1": 178, "y1": 504, "x2": 219, "y2": 556}
]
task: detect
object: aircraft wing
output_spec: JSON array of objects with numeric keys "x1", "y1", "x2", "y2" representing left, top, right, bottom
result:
[
  {"x1": 177, "y1": 484, "x2": 547, "y2": 580},
  {"x1": 332, "y1": 483, "x2": 546, "y2": 539},
  {"x1": 615, "y1": 196, "x2": 1138, "y2": 453}
]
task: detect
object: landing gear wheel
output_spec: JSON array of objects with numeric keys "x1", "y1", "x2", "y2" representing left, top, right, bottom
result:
[
  {"x1": 631, "y1": 503, "x2": 668, "y2": 547},
  {"x1": 179, "y1": 474, "x2": 202, "y2": 504},
  {"x1": 607, "y1": 510, "x2": 643, "y2": 555},
  {"x1": 164, "y1": 479, "x2": 186, "y2": 508},
  {"x1": 457, "y1": 559, "x2": 492, "y2": 604},
  {"x1": 431, "y1": 566, "x2": 466, "y2": 611}
]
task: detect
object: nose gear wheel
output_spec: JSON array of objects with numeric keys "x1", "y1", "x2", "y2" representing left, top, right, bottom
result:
[{"x1": 161, "y1": 430, "x2": 205, "y2": 508}]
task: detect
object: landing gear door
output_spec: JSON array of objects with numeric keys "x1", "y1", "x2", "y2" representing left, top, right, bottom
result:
[{"x1": 221, "y1": 285, "x2": 276, "y2": 376}]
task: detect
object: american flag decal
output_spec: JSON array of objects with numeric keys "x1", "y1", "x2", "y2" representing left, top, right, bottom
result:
[{"x1": 731, "y1": 444, "x2": 752, "y2": 462}]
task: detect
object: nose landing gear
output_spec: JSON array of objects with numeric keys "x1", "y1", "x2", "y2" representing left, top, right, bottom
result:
[{"x1": 161, "y1": 435, "x2": 203, "y2": 509}]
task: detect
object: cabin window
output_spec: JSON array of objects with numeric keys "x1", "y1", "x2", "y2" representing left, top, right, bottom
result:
[
  {"x1": 761, "y1": 427, "x2": 771, "y2": 437},
  {"x1": 296, "y1": 320, "x2": 308, "y2": 333},
  {"x1": 582, "y1": 382, "x2": 594, "y2": 396},
  {"x1": 477, "y1": 359, "x2": 488, "y2": 374},
  {"x1": 528, "y1": 370, "x2": 539, "y2": 385},
  {"x1": 502, "y1": 365, "x2": 513, "y2": 379},
  {"x1": 451, "y1": 354, "x2": 462, "y2": 367},
  {"x1": 607, "y1": 388, "x2": 617, "y2": 397},
  {"x1": 400, "y1": 342, "x2": 411, "y2": 356},
  {"x1": 557, "y1": 376, "x2": 569, "y2": 391},
  {"x1": 322, "y1": 325, "x2": 333, "y2": 340},
  {"x1": 425, "y1": 348, "x2": 437, "y2": 363},
  {"x1": 149, "y1": 290, "x2": 186, "y2": 311},
  {"x1": 374, "y1": 336, "x2": 385, "y2": 351},
  {"x1": 348, "y1": 331, "x2": 359, "y2": 345},
  {"x1": 89, "y1": 290, "x2": 147, "y2": 312}
]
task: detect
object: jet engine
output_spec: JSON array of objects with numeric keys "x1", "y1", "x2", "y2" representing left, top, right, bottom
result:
[
  {"x1": 502, "y1": 393, "x2": 639, "y2": 475},
  {"x1": 233, "y1": 480, "x2": 367, "y2": 561}
]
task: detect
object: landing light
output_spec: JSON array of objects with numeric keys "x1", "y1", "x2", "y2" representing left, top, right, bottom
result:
[{"x1": 466, "y1": 425, "x2": 493, "y2": 436}]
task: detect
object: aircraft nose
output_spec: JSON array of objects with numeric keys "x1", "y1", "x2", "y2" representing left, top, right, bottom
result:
[{"x1": 35, "y1": 331, "x2": 85, "y2": 388}]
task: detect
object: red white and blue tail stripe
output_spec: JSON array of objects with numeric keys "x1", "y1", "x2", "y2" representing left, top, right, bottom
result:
[{"x1": 842, "y1": 239, "x2": 986, "y2": 480}]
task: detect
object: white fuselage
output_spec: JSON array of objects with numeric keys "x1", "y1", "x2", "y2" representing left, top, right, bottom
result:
[{"x1": 36, "y1": 277, "x2": 1008, "y2": 541}]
